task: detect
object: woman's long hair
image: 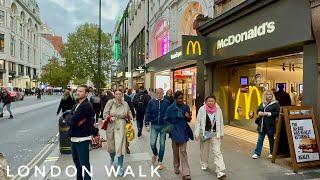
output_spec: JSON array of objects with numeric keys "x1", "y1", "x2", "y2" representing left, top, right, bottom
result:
[
  {"x1": 63, "y1": 90, "x2": 70, "y2": 100},
  {"x1": 262, "y1": 90, "x2": 276, "y2": 104}
]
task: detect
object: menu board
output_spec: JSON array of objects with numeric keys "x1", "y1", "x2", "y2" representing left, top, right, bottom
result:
[{"x1": 290, "y1": 119, "x2": 319, "y2": 163}]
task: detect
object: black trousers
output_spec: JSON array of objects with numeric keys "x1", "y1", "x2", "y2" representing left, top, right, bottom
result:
[{"x1": 71, "y1": 140, "x2": 91, "y2": 180}]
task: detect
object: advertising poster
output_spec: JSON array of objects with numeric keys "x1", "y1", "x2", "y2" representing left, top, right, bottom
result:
[{"x1": 290, "y1": 119, "x2": 320, "y2": 163}]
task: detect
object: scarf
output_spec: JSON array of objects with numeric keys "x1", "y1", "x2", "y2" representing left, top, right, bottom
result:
[{"x1": 205, "y1": 104, "x2": 217, "y2": 114}]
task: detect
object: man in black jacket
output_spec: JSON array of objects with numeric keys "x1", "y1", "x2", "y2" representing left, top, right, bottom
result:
[{"x1": 66, "y1": 85, "x2": 94, "y2": 180}]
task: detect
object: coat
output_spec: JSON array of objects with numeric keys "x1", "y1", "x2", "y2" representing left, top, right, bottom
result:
[
  {"x1": 194, "y1": 104, "x2": 224, "y2": 139},
  {"x1": 57, "y1": 95, "x2": 76, "y2": 114},
  {"x1": 145, "y1": 98, "x2": 171, "y2": 126},
  {"x1": 165, "y1": 102, "x2": 191, "y2": 143},
  {"x1": 103, "y1": 99, "x2": 132, "y2": 155},
  {"x1": 255, "y1": 101, "x2": 280, "y2": 135}
]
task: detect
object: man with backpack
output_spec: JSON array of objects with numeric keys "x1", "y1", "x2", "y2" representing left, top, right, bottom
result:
[
  {"x1": 133, "y1": 86, "x2": 151, "y2": 137},
  {"x1": 0, "y1": 88, "x2": 13, "y2": 119}
]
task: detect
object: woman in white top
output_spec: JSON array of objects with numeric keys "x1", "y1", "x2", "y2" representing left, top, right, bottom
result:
[{"x1": 194, "y1": 95, "x2": 226, "y2": 179}]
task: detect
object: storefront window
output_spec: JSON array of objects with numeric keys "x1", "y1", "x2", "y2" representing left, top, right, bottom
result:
[
  {"x1": 10, "y1": 35, "x2": 15, "y2": 56},
  {"x1": 220, "y1": 53, "x2": 303, "y2": 131},
  {"x1": 0, "y1": 60, "x2": 5, "y2": 70},
  {"x1": 0, "y1": 10, "x2": 4, "y2": 27},
  {"x1": 173, "y1": 67, "x2": 197, "y2": 108}
]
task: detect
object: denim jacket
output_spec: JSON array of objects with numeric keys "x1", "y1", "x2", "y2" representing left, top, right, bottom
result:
[{"x1": 164, "y1": 101, "x2": 191, "y2": 143}]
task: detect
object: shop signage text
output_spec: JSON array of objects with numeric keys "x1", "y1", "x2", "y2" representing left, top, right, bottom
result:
[
  {"x1": 217, "y1": 21, "x2": 275, "y2": 50},
  {"x1": 170, "y1": 51, "x2": 182, "y2": 60}
]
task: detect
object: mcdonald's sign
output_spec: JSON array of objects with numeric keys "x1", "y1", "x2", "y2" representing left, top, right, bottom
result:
[
  {"x1": 186, "y1": 41, "x2": 202, "y2": 55},
  {"x1": 234, "y1": 86, "x2": 262, "y2": 120},
  {"x1": 182, "y1": 35, "x2": 207, "y2": 60}
]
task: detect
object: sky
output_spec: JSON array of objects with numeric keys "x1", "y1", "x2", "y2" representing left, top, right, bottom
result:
[{"x1": 38, "y1": 0, "x2": 129, "y2": 42}]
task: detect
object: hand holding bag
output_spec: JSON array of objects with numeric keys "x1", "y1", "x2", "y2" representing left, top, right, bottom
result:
[{"x1": 201, "y1": 131, "x2": 213, "y2": 141}]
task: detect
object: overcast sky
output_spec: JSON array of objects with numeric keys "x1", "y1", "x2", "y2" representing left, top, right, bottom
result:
[{"x1": 38, "y1": 0, "x2": 129, "y2": 42}]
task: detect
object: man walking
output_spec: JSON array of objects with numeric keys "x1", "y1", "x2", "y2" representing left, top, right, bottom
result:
[
  {"x1": 0, "y1": 88, "x2": 13, "y2": 119},
  {"x1": 65, "y1": 85, "x2": 95, "y2": 180},
  {"x1": 145, "y1": 88, "x2": 171, "y2": 170},
  {"x1": 133, "y1": 86, "x2": 151, "y2": 137}
]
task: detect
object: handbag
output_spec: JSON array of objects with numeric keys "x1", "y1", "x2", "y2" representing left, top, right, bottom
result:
[
  {"x1": 126, "y1": 121, "x2": 135, "y2": 142},
  {"x1": 201, "y1": 131, "x2": 213, "y2": 141},
  {"x1": 186, "y1": 123, "x2": 194, "y2": 140}
]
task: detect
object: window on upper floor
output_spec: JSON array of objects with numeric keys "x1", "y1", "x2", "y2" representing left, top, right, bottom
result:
[
  {"x1": 20, "y1": 40, "x2": 23, "y2": 60},
  {"x1": 33, "y1": 48, "x2": 36, "y2": 64},
  {"x1": 0, "y1": 0, "x2": 4, "y2": 6},
  {"x1": 10, "y1": 16, "x2": 13, "y2": 30},
  {"x1": 215, "y1": 0, "x2": 246, "y2": 17},
  {"x1": 10, "y1": 35, "x2": 15, "y2": 57},
  {"x1": 27, "y1": 45, "x2": 30, "y2": 62},
  {"x1": 0, "y1": 11, "x2": 4, "y2": 27},
  {"x1": 0, "y1": 60, "x2": 5, "y2": 70},
  {"x1": 0, "y1": 34, "x2": 4, "y2": 52}
]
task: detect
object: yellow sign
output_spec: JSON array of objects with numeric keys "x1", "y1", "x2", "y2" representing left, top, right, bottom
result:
[
  {"x1": 234, "y1": 86, "x2": 262, "y2": 120},
  {"x1": 186, "y1": 41, "x2": 202, "y2": 55}
]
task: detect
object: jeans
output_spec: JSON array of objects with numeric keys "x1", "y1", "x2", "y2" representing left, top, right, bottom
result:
[
  {"x1": 71, "y1": 140, "x2": 91, "y2": 180},
  {"x1": 150, "y1": 124, "x2": 166, "y2": 162},
  {"x1": 0, "y1": 103, "x2": 12, "y2": 115},
  {"x1": 136, "y1": 111, "x2": 145, "y2": 133},
  {"x1": 254, "y1": 132, "x2": 275, "y2": 156}
]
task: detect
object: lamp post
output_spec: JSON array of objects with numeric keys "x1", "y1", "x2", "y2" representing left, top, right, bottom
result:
[{"x1": 97, "y1": 0, "x2": 102, "y2": 93}]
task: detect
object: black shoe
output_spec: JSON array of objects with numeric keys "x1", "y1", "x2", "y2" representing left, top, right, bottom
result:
[
  {"x1": 138, "y1": 132, "x2": 142, "y2": 137},
  {"x1": 9, "y1": 115, "x2": 13, "y2": 119},
  {"x1": 0, "y1": 113, "x2": 3, "y2": 117},
  {"x1": 126, "y1": 148, "x2": 130, "y2": 154}
]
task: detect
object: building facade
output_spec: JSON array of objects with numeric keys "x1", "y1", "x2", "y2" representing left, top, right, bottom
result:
[{"x1": 0, "y1": 0, "x2": 42, "y2": 89}]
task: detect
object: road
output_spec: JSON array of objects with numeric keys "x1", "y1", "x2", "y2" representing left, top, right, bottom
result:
[{"x1": 0, "y1": 95, "x2": 61, "y2": 174}]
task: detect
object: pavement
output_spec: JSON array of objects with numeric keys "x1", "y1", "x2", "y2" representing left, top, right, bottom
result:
[{"x1": 37, "y1": 121, "x2": 320, "y2": 180}]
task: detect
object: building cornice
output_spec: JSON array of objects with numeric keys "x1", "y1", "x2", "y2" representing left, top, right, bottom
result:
[
  {"x1": 16, "y1": 0, "x2": 42, "y2": 25},
  {"x1": 310, "y1": 0, "x2": 320, "y2": 8}
]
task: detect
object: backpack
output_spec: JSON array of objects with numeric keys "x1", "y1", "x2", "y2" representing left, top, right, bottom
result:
[{"x1": 135, "y1": 93, "x2": 145, "y2": 111}]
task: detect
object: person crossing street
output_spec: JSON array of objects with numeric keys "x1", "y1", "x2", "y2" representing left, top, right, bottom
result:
[{"x1": 0, "y1": 88, "x2": 13, "y2": 119}]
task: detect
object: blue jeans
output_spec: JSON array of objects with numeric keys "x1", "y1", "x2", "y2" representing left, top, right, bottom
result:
[
  {"x1": 254, "y1": 132, "x2": 275, "y2": 156},
  {"x1": 0, "y1": 103, "x2": 12, "y2": 115},
  {"x1": 71, "y1": 140, "x2": 91, "y2": 180},
  {"x1": 150, "y1": 124, "x2": 166, "y2": 162}
]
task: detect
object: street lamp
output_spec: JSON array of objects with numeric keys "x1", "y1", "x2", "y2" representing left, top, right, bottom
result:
[{"x1": 96, "y1": 0, "x2": 102, "y2": 93}]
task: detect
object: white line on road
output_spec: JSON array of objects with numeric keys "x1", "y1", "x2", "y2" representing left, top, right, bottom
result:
[{"x1": 12, "y1": 99, "x2": 60, "y2": 115}]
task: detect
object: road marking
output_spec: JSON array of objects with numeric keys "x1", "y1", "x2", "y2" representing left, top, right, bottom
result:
[{"x1": 12, "y1": 133, "x2": 59, "y2": 180}]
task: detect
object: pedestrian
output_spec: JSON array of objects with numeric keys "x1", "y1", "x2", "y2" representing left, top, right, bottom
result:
[
  {"x1": 164, "y1": 89, "x2": 174, "y2": 104},
  {"x1": 64, "y1": 85, "x2": 95, "y2": 180},
  {"x1": 289, "y1": 87, "x2": 298, "y2": 106},
  {"x1": 165, "y1": 91, "x2": 192, "y2": 180},
  {"x1": 252, "y1": 90, "x2": 280, "y2": 159},
  {"x1": 274, "y1": 84, "x2": 291, "y2": 106},
  {"x1": 36, "y1": 88, "x2": 41, "y2": 99},
  {"x1": 0, "y1": 88, "x2": 13, "y2": 119},
  {"x1": 145, "y1": 88, "x2": 171, "y2": 170},
  {"x1": 56, "y1": 89, "x2": 76, "y2": 116},
  {"x1": 133, "y1": 87, "x2": 150, "y2": 137},
  {"x1": 103, "y1": 89, "x2": 133, "y2": 177},
  {"x1": 90, "y1": 90, "x2": 102, "y2": 123},
  {"x1": 118, "y1": 85, "x2": 135, "y2": 154},
  {"x1": 194, "y1": 95, "x2": 226, "y2": 179}
]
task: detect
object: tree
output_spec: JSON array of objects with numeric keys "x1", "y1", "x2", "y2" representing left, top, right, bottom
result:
[
  {"x1": 40, "y1": 57, "x2": 70, "y2": 87},
  {"x1": 61, "y1": 23, "x2": 113, "y2": 88}
]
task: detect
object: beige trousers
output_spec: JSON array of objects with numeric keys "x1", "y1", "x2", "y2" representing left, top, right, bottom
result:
[
  {"x1": 172, "y1": 140, "x2": 191, "y2": 176},
  {"x1": 200, "y1": 136, "x2": 226, "y2": 173}
]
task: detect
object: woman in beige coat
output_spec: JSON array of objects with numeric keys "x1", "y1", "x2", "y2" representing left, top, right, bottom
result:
[
  {"x1": 104, "y1": 89, "x2": 132, "y2": 177},
  {"x1": 194, "y1": 95, "x2": 226, "y2": 179}
]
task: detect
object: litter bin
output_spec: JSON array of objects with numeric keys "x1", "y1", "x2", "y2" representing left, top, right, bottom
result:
[{"x1": 59, "y1": 111, "x2": 72, "y2": 154}]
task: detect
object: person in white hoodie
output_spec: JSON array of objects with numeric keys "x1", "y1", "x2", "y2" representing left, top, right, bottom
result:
[{"x1": 194, "y1": 95, "x2": 226, "y2": 179}]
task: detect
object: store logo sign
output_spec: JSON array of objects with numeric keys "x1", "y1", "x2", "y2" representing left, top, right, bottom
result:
[
  {"x1": 217, "y1": 21, "x2": 276, "y2": 50},
  {"x1": 186, "y1": 41, "x2": 202, "y2": 55},
  {"x1": 170, "y1": 51, "x2": 182, "y2": 60}
]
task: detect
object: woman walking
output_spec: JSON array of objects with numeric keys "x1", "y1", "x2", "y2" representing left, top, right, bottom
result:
[
  {"x1": 194, "y1": 95, "x2": 226, "y2": 179},
  {"x1": 56, "y1": 89, "x2": 76, "y2": 115},
  {"x1": 252, "y1": 90, "x2": 280, "y2": 159},
  {"x1": 103, "y1": 89, "x2": 132, "y2": 177},
  {"x1": 165, "y1": 91, "x2": 192, "y2": 180}
]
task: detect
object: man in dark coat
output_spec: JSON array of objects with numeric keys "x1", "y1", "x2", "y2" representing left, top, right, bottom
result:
[
  {"x1": 65, "y1": 85, "x2": 95, "y2": 180},
  {"x1": 133, "y1": 87, "x2": 151, "y2": 137},
  {"x1": 274, "y1": 84, "x2": 291, "y2": 106}
]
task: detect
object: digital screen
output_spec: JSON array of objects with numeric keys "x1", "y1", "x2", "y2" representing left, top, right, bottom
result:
[
  {"x1": 240, "y1": 76, "x2": 249, "y2": 85},
  {"x1": 276, "y1": 83, "x2": 286, "y2": 92}
]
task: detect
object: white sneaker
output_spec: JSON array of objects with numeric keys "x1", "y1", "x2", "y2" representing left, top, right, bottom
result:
[
  {"x1": 252, "y1": 154, "x2": 260, "y2": 159},
  {"x1": 217, "y1": 172, "x2": 226, "y2": 179},
  {"x1": 268, "y1": 154, "x2": 273, "y2": 159},
  {"x1": 201, "y1": 164, "x2": 207, "y2": 170}
]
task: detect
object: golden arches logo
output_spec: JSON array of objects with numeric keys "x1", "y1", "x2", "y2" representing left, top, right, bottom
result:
[
  {"x1": 186, "y1": 41, "x2": 202, "y2": 55},
  {"x1": 234, "y1": 86, "x2": 262, "y2": 120}
]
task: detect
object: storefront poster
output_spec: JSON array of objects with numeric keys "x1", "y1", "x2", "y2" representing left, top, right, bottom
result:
[{"x1": 289, "y1": 119, "x2": 319, "y2": 163}]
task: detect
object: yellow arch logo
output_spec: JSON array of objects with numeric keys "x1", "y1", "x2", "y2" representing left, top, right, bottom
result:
[
  {"x1": 186, "y1": 41, "x2": 202, "y2": 55},
  {"x1": 234, "y1": 86, "x2": 262, "y2": 120}
]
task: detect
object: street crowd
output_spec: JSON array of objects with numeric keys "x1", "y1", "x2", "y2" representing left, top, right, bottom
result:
[{"x1": 57, "y1": 83, "x2": 299, "y2": 180}]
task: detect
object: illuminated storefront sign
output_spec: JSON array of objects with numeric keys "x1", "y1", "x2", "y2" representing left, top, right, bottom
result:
[
  {"x1": 186, "y1": 40, "x2": 202, "y2": 55},
  {"x1": 234, "y1": 86, "x2": 262, "y2": 120},
  {"x1": 170, "y1": 51, "x2": 182, "y2": 60}
]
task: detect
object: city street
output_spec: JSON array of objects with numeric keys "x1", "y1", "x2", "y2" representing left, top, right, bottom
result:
[{"x1": 0, "y1": 95, "x2": 61, "y2": 173}]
